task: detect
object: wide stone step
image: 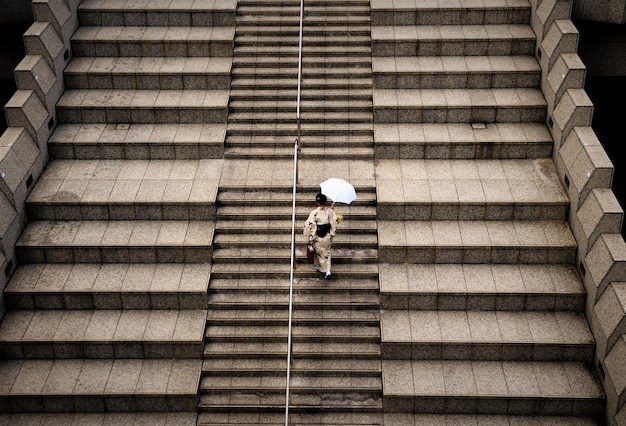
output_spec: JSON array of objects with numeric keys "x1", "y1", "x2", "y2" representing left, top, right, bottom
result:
[
  {"x1": 216, "y1": 207, "x2": 377, "y2": 221},
  {"x1": 200, "y1": 374, "x2": 380, "y2": 393},
  {"x1": 371, "y1": 24, "x2": 536, "y2": 57},
  {"x1": 213, "y1": 233, "x2": 377, "y2": 250},
  {"x1": 4, "y1": 263, "x2": 210, "y2": 310},
  {"x1": 208, "y1": 291, "x2": 380, "y2": 311},
  {"x1": 202, "y1": 357, "x2": 380, "y2": 375},
  {"x1": 209, "y1": 276, "x2": 379, "y2": 292},
  {"x1": 15, "y1": 220, "x2": 214, "y2": 264},
  {"x1": 0, "y1": 358, "x2": 201, "y2": 413},
  {"x1": 0, "y1": 309, "x2": 206, "y2": 359},
  {"x1": 374, "y1": 122, "x2": 552, "y2": 159},
  {"x1": 373, "y1": 88, "x2": 546, "y2": 124},
  {"x1": 226, "y1": 119, "x2": 373, "y2": 134},
  {"x1": 206, "y1": 324, "x2": 380, "y2": 343},
  {"x1": 77, "y1": 0, "x2": 237, "y2": 26},
  {"x1": 382, "y1": 360, "x2": 604, "y2": 416},
  {"x1": 229, "y1": 89, "x2": 372, "y2": 101},
  {"x1": 56, "y1": 89, "x2": 229, "y2": 124},
  {"x1": 64, "y1": 57, "x2": 232, "y2": 90},
  {"x1": 237, "y1": 13, "x2": 370, "y2": 26},
  {"x1": 379, "y1": 263, "x2": 586, "y2": 312},
  {"x1": 233, "y1": 55, "x2": 370, "y2": 68},
  {"x1": 378, "y1": 220, "x2": 576, "y2": 264},
  {"x1": 380, "y1": 310, "x2": 594, "y2": 362},
  {"x1": 212, "y1": 247, "x2": 378, "y2": 264},
  {"x1": 204, "y1": 341, "x2": 380, "y2": 359},
  {"x1": 223, "y1": 146, "x2": 375, "y2": 160},
  {"x1": 372, "y1": 55, "x2": 540, "y2": 89},
  {"x1": 71, "y1": 26, "x2": 235, "y2": 57},
  {"x1": 210, "y1": 262, "x2": 379, "y2": 279},
  {"x1": 375, "y1": 158, "x2": 568, "y2": 221},
  {"x1": 48, "y1": 123, "x2": 226, "y2": 160},
  {"x1": 234, "y1": 45, "x2": 371, "y2": 57},
  {"x1": 370, "y1": 0, "x2": 530, "y2": 26},
  {"x1": 236, "y1": 24, "x2": 371, "y2": 37}
]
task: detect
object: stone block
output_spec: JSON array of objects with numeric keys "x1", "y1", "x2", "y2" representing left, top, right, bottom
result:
[
  {"x1": 594, "y1": 282, "x2": 626, "y2": 358},
  {"x1": 544, "y1": 53, "x2": 587, "y2": 113},
  {"x1": 539, "y1": 20, "x2": 579, "y2": 73},
  {"x1": 0, "y1": 128, "x2": 45, "y2": 210},
  {"x1": 14, "y1": 55, "x2": 63, "y2": 114},
  {"x1": 584, "y1": 234, "x2": 626, "y2": 303},
  {"x1": 551, "y1": 89, "x2": 594, "y2": 150},
  {"x1": 23, "y1": 22, "x2": 68, "y2": 79},
  {"x1": 604, "y1": 335, "x2": 626, "y2": 425},
  {"x1": 534, "y1": 0, "x2": 574, "y2": 48},
  {"x1": 574, "y1": 188, "x2": 624, "y2": 258},
  {"x1": 32, "y1": 0, "x2": 77, "y2": 46},
  {"x1": 4, "y1": 91, "x2": 52, "y2": 158},
  {"x1": 557, "y1": 126, "x2": 613, "y2": 213},
  {"x1": 0, "y1": 193, "x2": 21, "y2": 265}
]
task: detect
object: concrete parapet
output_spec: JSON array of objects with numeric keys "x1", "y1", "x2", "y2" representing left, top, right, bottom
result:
[
  {"x1": 23, "y1": 21, "x2": 68, "y2": 80},
  {"x1": 539, "y1": 20, "x2": 579, "y2": 74},
  {"x1": 603, "y1": 336, "x2": 626, "y2": 426},
  {"x1": 557, "y1": 126, "x2": 613, "y2": 213},
  {"x1": 0, "y1": 193, "x2": 21, "y2": 275},
  {"x1": 14, "y1": 55, "x2": 63, "y2": 114},
  {"x1": 4, "y1": 90, "x2": 52, "y2": 159},
  {"x1": 0, "y1": 128, "x2": 45, "y2": 211},
  {"x1": 32, "y1": 0, "x2": 77, "y2": 47},
  {"x1": 544, "y1": 53, "x2": 587, "y2": 113}
]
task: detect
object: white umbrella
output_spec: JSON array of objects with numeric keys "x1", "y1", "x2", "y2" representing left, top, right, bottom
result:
[{"x1": 320, "y1": 178, "x2": 357, "y2": 204}]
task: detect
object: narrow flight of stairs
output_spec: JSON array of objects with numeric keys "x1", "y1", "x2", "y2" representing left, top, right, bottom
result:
[
  {"x1": 198, "y1": 185, "x2": 382, "y2": 424},
  {"x1": 0, "y1": 0, "x2": 234, "y2": 422},
  {"x1": 372, "y1": 0, "x2": 606, "y2": 423},
  {"x1": 225, "y1": 0, "x2": 374, "y2": 159}
]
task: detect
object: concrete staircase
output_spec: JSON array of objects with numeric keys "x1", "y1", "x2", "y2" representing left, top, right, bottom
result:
[
  {"x1": 198, "y1": 185, "x2": 382, "y2": 424},
  {"x1": 0, "y1": 0, "x2": 608, "y2": 425},
  {"x1": 225, "y1": 0, "x2": 374, "y2": 159}
]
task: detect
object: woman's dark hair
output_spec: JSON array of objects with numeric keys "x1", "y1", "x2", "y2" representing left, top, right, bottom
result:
[{"x1": 316, "y1": 193, "x2": 327, "y2": 205}]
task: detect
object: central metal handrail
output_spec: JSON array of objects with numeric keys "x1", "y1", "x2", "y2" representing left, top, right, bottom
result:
[{"x1": 285, "y1": 0, "x2": 305, "y2": 423}]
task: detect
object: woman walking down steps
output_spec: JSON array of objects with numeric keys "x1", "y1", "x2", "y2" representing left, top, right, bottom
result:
[{"x1": 304, "y1": 193, "x2": 338, "y2": 279}]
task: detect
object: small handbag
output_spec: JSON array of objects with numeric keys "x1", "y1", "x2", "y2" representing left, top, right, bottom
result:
[{"x1": 306, "y1": 241, "x2": 315, "y2": 264}]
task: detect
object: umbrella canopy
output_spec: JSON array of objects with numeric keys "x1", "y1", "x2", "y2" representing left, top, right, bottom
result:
[{"x1": 320, "y1": 178, "x2": 357, "y2": 204}]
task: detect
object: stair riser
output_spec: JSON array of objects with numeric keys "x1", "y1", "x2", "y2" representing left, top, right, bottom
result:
[
  {"x1": 380, "y1": 294, "x2": 585, "y2": 313},
  {"x1": 71, "y1": 41, "x2": 234, "y2": 58},
  {"x1": 381, "y1": 343, "x2": 594, "y2": 362},
  {"x1": 65, "y1": 74, "x2": 231, "y2": 91},
  {"x1": 78, "y1": 12, "x2": 236, "y2": 27},
  {"x1": 379, "y1": 247, "x2": 575, "y2": 264},
  {"x1": 0, "y1": 342, "x2": 202, "y2": 360},
  {"x1": 373, "y1": 106, "x2": 546, "y2": 124},
  {"x1": 26, "y1": 203, "x2": 216, "y2": 221},
  {"x1": 382, "y1": 396, "x2": 604, "y2": 416},
  {"x1": 4, "y1": 292, "x2": 207, "y2": 311},
  {"x1": 374, "y1": 141, "x2": 552, "y2": 160},
  {"x1": 373, "y1": 72, "x2": 540, "y2": 90},
  {"x1": 377, "y1": 203, "x2": 568, "y2": 221},
  {"x1": 48, "y1": 142, "x2": 224, "y2": 160},
  {"x1": 16, "y1": 246, "x2": 212, "y2": 264},
  {"x1": 372, "y1": 40, "x2": 535, "y2": 57},
  {"x1": 57, "y1": 107, "x2": 228, "y2": 125},
  {"x1": 371, "y1": 10, "x2": 530, "y2": 26},
  {"x1": 0, "y1": 394, "x2": 197, "y2": 414}
]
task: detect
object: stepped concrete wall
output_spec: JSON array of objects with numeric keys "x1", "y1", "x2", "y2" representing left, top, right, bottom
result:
[
  {"x1": 0, "y1": 0, "x2": 625, "y2": 422},
  {"x1": 531, "y1": 0, "x2": 626, "y2": 424}
]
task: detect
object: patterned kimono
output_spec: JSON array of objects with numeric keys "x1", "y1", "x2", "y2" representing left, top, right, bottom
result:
[{"x1": 303, "y1": 206, "x2": 338, "y2": 274}]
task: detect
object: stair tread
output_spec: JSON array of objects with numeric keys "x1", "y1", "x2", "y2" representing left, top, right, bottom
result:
[{"x1": 381, "y1": 360, "x2": 604, "y2": 398}]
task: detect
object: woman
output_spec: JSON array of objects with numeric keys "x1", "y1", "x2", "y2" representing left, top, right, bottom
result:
[{"x1": 304, "y1": 193, "x2": 338, "y2": 279}]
